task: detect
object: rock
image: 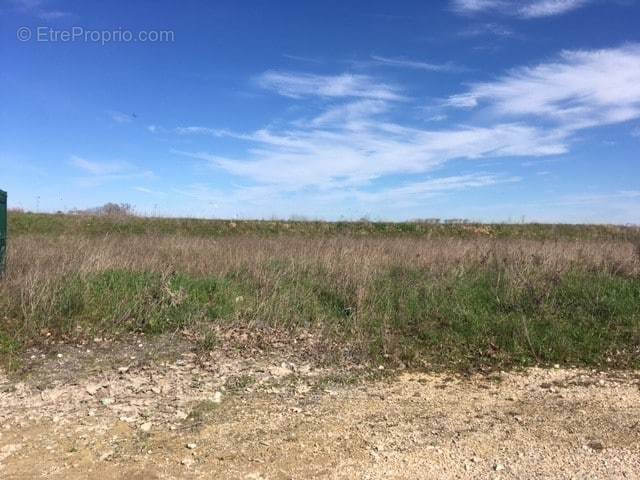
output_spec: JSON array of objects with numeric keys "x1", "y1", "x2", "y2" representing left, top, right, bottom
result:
[
  {"x1": 100, "y1": 398, "x2": 114, "y2": 406},
  {"x1": 86, "y1": 384, "x2": 101, "y2": 395},
  {"x1": 118, "y1": 366, "x2": 130, "y2": 374},
  {"x1": 0, "y1": 444, "x2": 23, "y2": 462},
  {"x1": 587, "y1": 440, "x2": 605, "y2": 451},
  {"x1": 99, "y1": 450, "x2": 114, "y2": 461},
  {"x1": 494, "y1": 463, "x2": 505, "y2": 471},
  {"x1": 140, "y1": 422, "x2": 152, "y2": 433},
  {"x1": 175, "y1": 410, "x2": 188, "y2": 420},
  {"x1": 187, "y1": 443, "x2": 197, "y2": 449},
  {"x1": 553, "y1": 364, "x2": 560, "y2": 369},
  {"x1": 268, "y1": 365, "x2": 292, "y2": 377},
  {"x1": 212, "y1": 391, "x2": 223, "y2": 404},
  {"x1": 378, "y1": 365, "x2": 385, "y2": 370},
  {"x1": 181, "y1": 457, "x2": 194, "y2": 466}
]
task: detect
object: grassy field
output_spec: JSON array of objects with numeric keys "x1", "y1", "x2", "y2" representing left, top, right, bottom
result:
[{"x1": 2, "y1": 212, "x2": 640, "y2": 369}]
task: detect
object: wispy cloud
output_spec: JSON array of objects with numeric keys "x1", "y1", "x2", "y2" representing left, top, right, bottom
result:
[
  {"x1": 174, "y1": 121, "x2": 564, "y2": 189},
  {"x1": 71, "y1": 156, "x2": 132, "y2": 175},
  {"x1": 173, "y1": 173, "x2": 520, "y2": 220},
  {"x1": 452, "y1": 0, "x2": 508, "y2": 14},
  {"x1": 451, "y1": 0, "x2": 593, "y2": 18},
  {"x1": 370, "y1": 55, "x2": 464, "y2": 73},
  {"x1": 282, "y1": 54, "x2": 324, "y2": 64},
  {"x1": 10, "y1": 0, "x2": 71, "y2": 20},
  {"x1": 70, "y1": 156, "x2": 153, "y2": 186},
  {"x1": 458, "y1": 23, "x2": 514, "y2": 37},
  {"x1": 166, "y1": 43, "x2": 639, "y2": 219},
  {"x1": 352, "y1": 174, "x2": 521, "y2": 203},
  {"x1": 110, "y1": 111, "x2": 134, "y2": 124},
  {"x1": 134, "y1": 186, "x2": 166, "y2": 196},
  {"x1": 310, "y1": 99, "x2": 390, "y2": 126},
  {"x1": 257, "y1": 71, "x2": 404, "y2": 100},
  {"x1": 447, "y1": 44, "x2": 640, "y2": 130},
  {"x1": 519, "y1": 0, "x2": 591, "y2": 18}
]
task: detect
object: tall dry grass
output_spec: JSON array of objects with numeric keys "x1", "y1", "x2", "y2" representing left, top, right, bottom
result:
[
  {"x1": 7, "y1": 234, "x2": 640, "y2": 279},
  {"x1": 2, "y1": 233, "x2": 640, "y2": 368}
]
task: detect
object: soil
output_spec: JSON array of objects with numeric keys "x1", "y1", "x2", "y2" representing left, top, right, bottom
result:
[{"x1": 1, "y1": 333, "x2": 639, "y2": 479}]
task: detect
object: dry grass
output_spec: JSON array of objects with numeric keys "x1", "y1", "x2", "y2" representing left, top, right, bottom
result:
[
  {"x1": 1, "y1": 223, "x2": 640, "y2": 370},
  {"x1": 7, "y1": 234, "x2": 640, "y2": 280}
]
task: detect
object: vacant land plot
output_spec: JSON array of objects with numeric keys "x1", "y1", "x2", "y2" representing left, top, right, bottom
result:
[
  {"x1": 1, "y1": 213, "x2": 639, "y2": 478},
  {"x1": 2, "y1": 213, "x2": 640, "y2": 370}
]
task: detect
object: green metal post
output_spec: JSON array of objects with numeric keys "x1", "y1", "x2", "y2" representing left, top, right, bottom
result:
[{"x1": 0, "y1": 190, "x2": 6, "y2": 275}]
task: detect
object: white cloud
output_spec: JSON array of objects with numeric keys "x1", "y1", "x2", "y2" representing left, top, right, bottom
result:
[
  {"x1": 370, "y1": 55, "x2": 464, "y2": 73},
  {"x1": 519, "y1": 0, "x2": 590, "y2": 18},
  {"x1": 352, "y1": 174, "x2": 521, "y2": 203},
  {"x1": 452, "y1": 0, "x2": 507, "y2": 14},
  {"x1": 172, "y1": 174, "x2": 520, "y2": 220},
  {"x1": 310, "y1": 99, "x2": 389, "y2": 126},
  {"x1": 70, "y1": 156, "x2": 153, "y2": 186},
  {"x1": 166, "y1": 44, "x2": 639, "y2": 220},
  {"x1": 11, "y1": 0, "x2": 71, "y2": 20},
  {"x1": 448, "y1": 45, "x2": 640, "y2": 130},
  {"x1": 110, "y1": 111, "x2": 134, "y2": 124},
  {"x1": 282, "y1": 54, "x2": 323, "y2": 64},
  {"x1": 134, "y1": 186, "x2": 165, "y2": 196},
  {"x1": 451, "y1": 0, "x2": 593, "y2": 18},
  {"x1": 70, "y1": 156, "x2": 132, "y2": 175},
  {"x1": 175, "y1": 126, "x2": 231, "y2": 136},
  {"x1": 175, "y1": 122, "x2": 564, "y2": 189},
  {"x1": 257, "y1": 71, "x2": 404, "y2": 101},
  {"x1": 458, "y1": 23, "x2": 514, "y2": 37}
]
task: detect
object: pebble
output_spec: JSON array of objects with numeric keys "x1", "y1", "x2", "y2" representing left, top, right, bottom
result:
[
  {"x1": 86, "y1": 384, "x2": 101, "y2": 395},
  {"x1": 212, "y1": 391, "x2": 223, "y2": 404},
  {"x1": 187, "y1": 443, "x2": 197, "y2": 449},
  {"x1": 99, "y1": 450, "x2": 114, "y2": 461},
  {"x1": 587, "y1": 440, "x2": 605, "y2": 451},
  {"x1": 140, "y1": 422, "x2": 152, "y2": 432},
  {"x1": 175, "y1": 410, "x2": 188, "y2": 420},
  {"x1": 268, "y1": 365, "x2": 293, "y2": 377}
]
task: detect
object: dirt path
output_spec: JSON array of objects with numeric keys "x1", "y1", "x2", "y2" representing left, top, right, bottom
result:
[{"x1": 1, "y1": 338, "x2": 639, "y2": 479}]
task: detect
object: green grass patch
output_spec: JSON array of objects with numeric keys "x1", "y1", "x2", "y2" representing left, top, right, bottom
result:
[
  {"x1": 2, "y1": 263, "x2": 639, "y2": 370},
  {"x1": 9, "y1": 211, "x2": 640, "y2": 241}
]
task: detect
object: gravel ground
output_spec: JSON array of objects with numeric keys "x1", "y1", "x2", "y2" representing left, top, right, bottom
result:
[{"x1": 1, "y1": 337, "x2": 639, "y2": 479}]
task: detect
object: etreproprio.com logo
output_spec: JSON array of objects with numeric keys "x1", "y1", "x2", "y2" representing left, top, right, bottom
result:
[{"x1": 17, "y1": 26, "x2": 175, "y2": 45}]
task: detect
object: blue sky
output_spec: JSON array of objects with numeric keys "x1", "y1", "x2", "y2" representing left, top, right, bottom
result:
[{"x1": 1, "y1": 0, "x2": 640, "y2": 223}]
